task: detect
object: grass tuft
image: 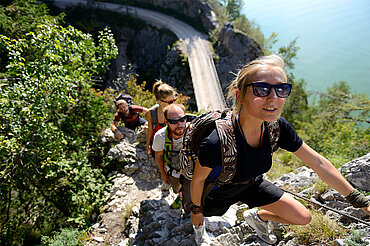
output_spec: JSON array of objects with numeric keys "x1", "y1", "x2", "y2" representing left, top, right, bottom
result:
[{"x1": 287, "y1": 210, "x2": 349, "y2": 245}]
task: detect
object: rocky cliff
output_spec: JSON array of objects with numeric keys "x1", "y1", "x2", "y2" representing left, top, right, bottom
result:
[
  {"x1": 56, "y1": 1, "x2": 262, "y2": 110},
  {"x1": 213, "y1": 23, "x2": 263, "y2": 95},
  {"x1": 133, "y1": 0, "x2": 219, "y2": 31},
  {"x1": 86, "y1": 126, "x2": 370, "y2": 246}
]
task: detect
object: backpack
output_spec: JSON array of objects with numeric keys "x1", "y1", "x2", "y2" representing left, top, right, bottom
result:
[
  {"x1": 163, "y1": 127, "x2": 182, "y2": 178},
  {"x1": 179, "y1": 108, "x2": 280, "y2": 203},
  {"x1": 114, "y1": 93, "x2": 135, "y2": 106}
]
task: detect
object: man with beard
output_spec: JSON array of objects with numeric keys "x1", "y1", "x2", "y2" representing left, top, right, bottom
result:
[{"x1": 152, "y1": 103, "x2": 191, "y2": 213}]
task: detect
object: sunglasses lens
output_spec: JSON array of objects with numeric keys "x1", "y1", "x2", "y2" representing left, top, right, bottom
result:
[
  {"x1": 253, "y1": 83, "x2": 271, "y2": 97},
  {"x1": 168, "y1": 116, "x2": 186, "y2": 124},
  {"x1": 274, "y1": 84, "x2": 292, "y2": 98},
  {"x1": 250, "y1": 82, "x2": 292, "y2": 98},
  {"x1": 162, "y1": 97, "x2": 176, "y2": 104}
]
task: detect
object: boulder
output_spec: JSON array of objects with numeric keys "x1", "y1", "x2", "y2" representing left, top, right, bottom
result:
[{"x1": 340, "y1": 152, "x2": 370, "y2": 191}]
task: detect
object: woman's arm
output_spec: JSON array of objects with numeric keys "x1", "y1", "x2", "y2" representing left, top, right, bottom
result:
[
  {"x1": 191, "y1": 158, "x2": 212, "y2": 227},
  {"x1": 146, "y1": 111, "x2": 153, "y2": 155},
  {"x1": 294, "y1": 142, "x2": 369, "y2": 214}
]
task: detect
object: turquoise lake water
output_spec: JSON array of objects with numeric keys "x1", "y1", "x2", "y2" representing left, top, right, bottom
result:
[{"x1": 242, "y1": 0, "x2": 370, "y2": 96}]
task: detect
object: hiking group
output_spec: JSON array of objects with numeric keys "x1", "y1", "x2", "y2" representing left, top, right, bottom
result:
[{"x1": 111, "y1": 54, "x2": 370, "y2": 245}]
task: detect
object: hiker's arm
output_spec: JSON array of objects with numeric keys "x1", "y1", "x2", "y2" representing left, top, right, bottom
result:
[
  {"x1": 294, "y1": 143, "x2": 370, "y2": 215},
  {"x1": 154, "y1": 150, "x2": 170, "y2": 184},
  {"x1": 191, "y1": 158, "x2": 212, "y2": 227},
  {"x1": 141, "y1": 107, "x2": 149, "y2": 114},
  {"x1": 111, "y1": 120, "x2": 123, "y2": 140},
  {"x1": 146, "y1": 111, "x2": 153, "y2": 155},
  {"x1": 133, "y1": 105, "x2": 149, "y2": 114}
]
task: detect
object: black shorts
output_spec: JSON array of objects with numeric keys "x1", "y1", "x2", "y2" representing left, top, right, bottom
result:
[{"x1": 203, "y1": 176, "x2": 284, "y2": 217}]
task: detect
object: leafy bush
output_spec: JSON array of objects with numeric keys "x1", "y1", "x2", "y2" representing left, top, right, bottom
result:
[
  {"x1": 344, "y1": 229, "x2": 367, "y2": 246},
  {"x1": 295, "y1": 82, "x2": 369, "y2": 166},
  {"x1": 205, "y1": 0, "x2": 265, "y2": 45},
  {"x1": 103, "y1": 74, "x2": 191, "y2": 113},
  {"x1": 41, "y1": 228, "x2": 87, "y2": 246},
  {"x1": 0, "y1": 3, "x2": 118, "y2": 243}
]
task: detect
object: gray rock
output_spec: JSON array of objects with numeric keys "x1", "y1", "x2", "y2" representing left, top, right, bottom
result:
[
  {"x1": 134, "y1": 0, "x2": 219, "y2": 31},
  {"x1": 340, "y1": 152, "x2": 370, "y2": 191},
  {"x1": 274, "y1": 166, "x2": 318, "y2": 188},
  {"x1": 89, "y1": 130, "x2": 370, "y2": 246}
]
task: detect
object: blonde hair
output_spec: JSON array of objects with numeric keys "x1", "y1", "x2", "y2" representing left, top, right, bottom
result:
[
  {"x1": 116, "y1": 99, "x2": 128, "y2": 107},
  {"x1": 152, "y1": 80, "x2": 177, "y2": 101},
  {"x1": 163, "y1": 103, "x2": 186, "y2": 119},
  {"x1": 227, "y1": 54, "x2": 287, "y2": 116}
]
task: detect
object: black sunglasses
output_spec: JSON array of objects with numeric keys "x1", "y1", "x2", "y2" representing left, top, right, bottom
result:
[
  {"x1": 160, "y1": 97, "x2": 177, "y2": 104},
  {"x1": 166, "y1": 115, "x2": 187, "y2": 124},
  {"x1": 245, "y1": 82, "x2": 292, "y2": 98}
]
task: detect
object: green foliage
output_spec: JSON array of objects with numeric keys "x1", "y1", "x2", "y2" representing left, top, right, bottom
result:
[
  {"x1": 205, "y1": 0, "x2": 265, "y2": 45},
  {"x1": 344, "y1": 229, "x2": 367, "y2": 246},
  {"x1": 0, "y1": 6, "x2": 118, "y2": 244},
  {"x1": 0, "y1": 0, "x2": 65, "y2": 75},
  {"x1": 277, "y1": 38, "x2": 300, "y2": 70},
  {"x1": 263, "y1": 32, "x2": 279, "y2": 54},
  {"x1": 41, "y1": 228, "x2": 87, "y2": 246},
  {"x1": 103, "y1": 74, "x2": 191, "y2": 113},
  {"x1": 232, "y1": 15, "x2": 264, "y2": 45},
  {"x1": 219, "y1": 0, "x2": 243, "y2": 20},
  {"x1": 267, "y1": 150, "x2": 304, "y2": 181},
  {"x1": 281, "y1": 75, "x2": 309, "y2": 129},
  {"x1": 295, "y1": 82, "x2": 369, "y2": 166}
]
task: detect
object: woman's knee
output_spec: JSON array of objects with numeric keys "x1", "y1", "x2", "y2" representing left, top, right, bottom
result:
[{"x1": 295, "y1": 210, "x2": 312, "y2": 225}]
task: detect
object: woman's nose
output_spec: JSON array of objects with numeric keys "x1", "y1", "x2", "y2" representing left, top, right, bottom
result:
[{"x1": 267, "y1": 88, "x2": 278, "y2": 100}]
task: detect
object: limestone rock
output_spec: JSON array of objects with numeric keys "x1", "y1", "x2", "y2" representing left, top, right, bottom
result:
[{"x1": 340, "y1": 152, "x2": 370, "y2": 191}]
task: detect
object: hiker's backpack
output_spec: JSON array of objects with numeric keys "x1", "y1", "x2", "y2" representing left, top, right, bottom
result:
[
  {"x1": 114, "y1": 93, "x2": 135, "y2": 106},
  {"x1": 179, "y1": 108, "x2": 280, "y2": 201}
]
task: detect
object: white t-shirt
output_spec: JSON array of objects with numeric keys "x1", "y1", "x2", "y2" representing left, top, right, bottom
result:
[{"x1": 152, "y1": 126, "x2": 183, "y2": 170}]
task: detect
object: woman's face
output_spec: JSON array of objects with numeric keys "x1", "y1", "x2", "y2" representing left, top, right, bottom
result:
[
  {"x1": 158, "y1": 94, "x2": 176, "y2": 106},
  {"x1": 241, "y1": 66, "x2": 287, "y2": 122}
]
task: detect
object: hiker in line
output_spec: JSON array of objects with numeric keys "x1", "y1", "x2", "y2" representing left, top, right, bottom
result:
[
  {"x1": 146, "y1": 80, "x2": 178, "y2": 157},
  {"x1": 152, "y1": 103, "x2": 191, "y2": 212},
  {"x1": 190, "y1": 55, "x2": 370, "y2": 244},
  {"x1": 111, "y1": 99, "x2": 148, "y2": 139}
]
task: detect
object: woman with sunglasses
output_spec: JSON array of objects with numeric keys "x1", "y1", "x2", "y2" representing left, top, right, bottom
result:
[
  {"x1": 146, "y1": 80, "x2": 178, "y2": 156},
  {"x1": 190, "y1": 55, "x2": 370, "y2": 245}
]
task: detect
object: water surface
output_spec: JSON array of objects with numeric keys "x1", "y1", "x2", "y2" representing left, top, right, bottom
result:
[{"x1": 242, "y1": 0, "x2": 370, "y2": 95}]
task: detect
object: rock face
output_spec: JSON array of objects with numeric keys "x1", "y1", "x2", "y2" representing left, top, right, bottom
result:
[
  {"x1": 214, "y1": 24, "x2": 263, "y2": 96},
  {"x1": 340, "y1": 152, "x2": 370, "y2": 192},
  {"x1": 89, "y1": 127, "x2": 370, "y2": 246},
  {"x1": 134, "y1": 0, "x2": 219, "y2": 31},
  {"x1": 104, "y1": 25, "x2": 178, "y2": 91}
]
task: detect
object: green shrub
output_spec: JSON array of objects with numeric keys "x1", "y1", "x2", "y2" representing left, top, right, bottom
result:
[
  {"x1": 344, "y1": 229, "x2": 367, "y2": 246},
  {"x1": 295, "y1": 82, "x2": 369, "y2": 166},
  {"x1": 41, "y1": 228, "x2": 87, "y2": 246},
  {"x1": 0, "y1": 5, "x2": 118, "y2": 243}
]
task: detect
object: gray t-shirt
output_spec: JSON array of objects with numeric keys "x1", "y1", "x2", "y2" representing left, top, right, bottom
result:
[{"x1": 152, "y1": 126, "x2": 183, "y2": 170}]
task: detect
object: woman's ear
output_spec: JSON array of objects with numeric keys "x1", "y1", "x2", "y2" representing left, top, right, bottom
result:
[{"x1": 236, "y1": 89, "x2": 240, "y2": 100}]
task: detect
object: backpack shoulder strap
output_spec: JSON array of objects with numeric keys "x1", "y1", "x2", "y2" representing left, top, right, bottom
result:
[
  {"x1": 164, "y1": 127, "x2": 172, "y2": 166},
  {"x1": 214, "y1": 114, "x2": 237, "y2": 184},
  {"x1": 201, "y1": 113, "x2": 237, "y2": 204},
  {"x1": 266, "y1": 119, "x2": 280, "y2": 152},
  {"x1": 150, "y1": 104, "x2": 159, "y2": 129}
]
